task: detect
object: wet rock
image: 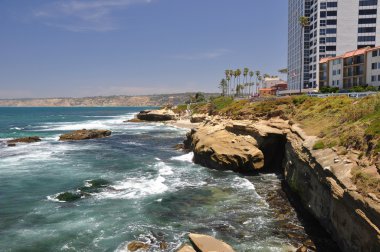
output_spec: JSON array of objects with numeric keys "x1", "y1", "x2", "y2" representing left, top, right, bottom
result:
[
  {"x1": 126, "y1": 241, "x2": 150, "y2": 251},
  {"x1": 177, "y1": 244, "x2": 196, "y2": 252},
  {"x1": 188, "y1": 233, "x2": 235, "y2": 252},
  {"x1": 159, "y1": 241, "x2": 168, "y2": 250},
  {"x1": 7, "y1": 136, "x2": 41, "y2": 146},
  {"x1": 78, "y1": 179, "x2": 110, "y2": 194},
  {"x1": 125, "y1": 118, "x2": 143, "y2": 123},
  {"x1": 137, "y1": 109, "x2": 177, "y2": 121},
  {"x1": 173, "y1": 143, "x2": 184, "y2": 150},
  {"x1": 59, "y1": 129, "x2": 111, "y2": 141},
  {"x1": 56, "y1": 192, "x2": 82, "y2": 202}
]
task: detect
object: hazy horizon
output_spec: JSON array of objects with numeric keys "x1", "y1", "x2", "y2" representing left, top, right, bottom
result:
[{"x1": 0, "y1": 0, "x2": 287, "y2": 99}]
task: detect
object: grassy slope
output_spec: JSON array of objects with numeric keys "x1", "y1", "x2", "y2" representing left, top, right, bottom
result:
[{"x1": 180, "y1": 95, "x2": 380, "y2": 197}]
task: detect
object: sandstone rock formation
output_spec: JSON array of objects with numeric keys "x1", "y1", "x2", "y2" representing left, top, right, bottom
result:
[
  {"x1": 7, "y1": 136, "x2": 41, "y2": 146},
  {"x1": 136, "y1": 109, "x2": 177, "y2": 121},
  {"x1": 59, "y1": 129, "x2": 111, "y2": 141},
  {"x1": 185, "y1": 117, "x2": 380, "y2": 251},
  {"x1": 185, "y1": 121, "x2": 264, "y2": 173},
  {"x1": 188, "y1": 233, "x2": 235, "y2": 252},
  {"x1": 177, "y1": 244, "x2": 196, "y2": 252}
]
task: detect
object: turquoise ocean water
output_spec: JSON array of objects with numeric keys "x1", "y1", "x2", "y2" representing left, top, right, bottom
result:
[{"x1": 0, "y1": 107, "x2": 314, "y2": 252}]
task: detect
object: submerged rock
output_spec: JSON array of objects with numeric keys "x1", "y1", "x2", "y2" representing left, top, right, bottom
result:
[
  {"x1": 56, "y1": 192, "x2": 82, "y2": 202},
  {"x1": 136, "y1": 109, "x2": 177, "y2": 121},
  {"x1": 188, "y1": 233, "x2": 235, "y2": 252},
  {"x1": 59, "y1": 129, "x2": 111, "y2": 141},
  {"x1": 78, "y1": 179, "x2": 110, "y2": 194},
  {"x1": 7, "y1": 136, "x2": 41, "y2": 146},
  {"x1": 126, "y1": 241, "x2": 150, "y2": 251}
]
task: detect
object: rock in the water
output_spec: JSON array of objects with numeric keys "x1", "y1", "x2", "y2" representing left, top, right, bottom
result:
[
  {"x1": 188, "y1": 233, "x2": 235, "y2": 252},
  {"x1": 185, "y1": 122, "x2": 264, "y2": 173},
  {"x1": 7, "y1": 136, "x2": 41, "y2": 146},
  {"x1": 7, "y1": 143, "x2": 16, "y2": 147},
  {"x1": 125, "y1": 118, "x2": 143, "y2": 123},
  {"x1": 136, "y1": 109, "x2": 177, "y2": 121},
  {"x1": 56, "y1": 192, "x2": 82, "y2": 202},
  {"x1": 177, "y1": 244, "x2": 196, "y2": 252},
  {"x1": 126, "y1": 241, "x2": 150, "y2": 251},
  {"x1": 59, "y1": 129, "x2": 111, "y2": 141},
  {"x1": 78, "y1": 179, "x2": 110, "y2": 194}
]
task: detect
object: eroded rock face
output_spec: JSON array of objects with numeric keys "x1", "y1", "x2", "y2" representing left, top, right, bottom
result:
[
  {"x1": 136, "y1": 109, "x2": 177, "y2": 121},
  {"x1": 7, "y1": 136, "x2": 41, "y2": 146},
  {"x1": 190, "y1": 114, "x2": 207, "y2": 123},
  {"x1": 188, "y1": 233, "x2": 235, "y2": 252},
  {"x1": 59, "y1": 129, "x2": 111, "y2": 141},
  {"x1": 185, "y1": 121, "x2": 264, "y2": 173}
]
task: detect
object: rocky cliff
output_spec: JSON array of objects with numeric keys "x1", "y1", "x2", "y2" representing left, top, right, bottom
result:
[{"x1": 185, "y1": 117, "x2": 380, "y2": 252}]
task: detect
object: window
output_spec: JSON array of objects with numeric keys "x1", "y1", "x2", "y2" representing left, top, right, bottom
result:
[
  {"x1": 358, "y1": 36, "x2": 376, "y2": 42},
  {"x1": 372, "y1": 62, "x2": 378, "y2": 69},
  {"x1": 320, "y1": 20, "x2": 326, "y2": 26},
  {"x1": 360, "y1": 0, "x2": 378, "y2": 7},
  {"x1": 332, "y1": 80, "x2": 335, "y2": 85},
  {"x1": 337, "y1": 80, "x2": 340, "y2": 86},
  {"x1": 359, "y1": 9, "x2": 377, "y2": 15},
  {"x1": 327, "y1": 2, "x2": 338, "y2": 8},
  {"x1": 326, "y1": 46, "x2": 336, "y2": 51},
  {"x1": 338, "y1": 69, "x2": 341, "y2": 75},
  {"x1": 333, "y1": 70, "x2": 337, "y2": 75},
  {"x1": 327, "y1": 19, "x2": 337, "y2": 25},
  {"x1": 359, "y1": 18, "x2": 377, "y2": 24},
  {"x1": 359, "y1": 27, "x2": 376, "y2": 33},
  {"x1": 320, "y1": 37, "x2": 326, "y2": 44},
  {"x1": 326, "y1": 28, "x2": 337, "y2": 34},
  {"x1": 373, "y1": 50, "x2": 378, "y2": 57},
  {"x1": 320, "y1": 46, "x2": 326, "y2": 52},
  {"x1": 372, "y1": 75, "x2": 376, "y2": 82},
  {"x1": 378, "y1": 75, "x2": 380, "y2": 81},
  {"x1": 320, "y1": 29, "x2": 326, "y2": 35},
  {"x1": 320, "y1": 2, "x2": 327, "y2": 9},
  {"x1": 327, "y1": 11, "x2": 337, "y2": 16},
  {"x1": 320, "y1": 12, "x2": 327, "y2": 18},
  {"x1": 326, "y1": 37, "x2": 337, "y2": 43},
  {"x1": 378, "y1": 62, "x2": 380, "y2": 68}
]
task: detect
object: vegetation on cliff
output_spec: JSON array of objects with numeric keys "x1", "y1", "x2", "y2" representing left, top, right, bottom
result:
[{"x1": 178, "y1": 94, "x2": 380, "y2": 196}]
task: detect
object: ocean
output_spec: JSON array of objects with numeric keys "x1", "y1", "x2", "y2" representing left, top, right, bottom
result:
[{"x1": 0, "y1": 107, "x2": 317, "y2": 251}]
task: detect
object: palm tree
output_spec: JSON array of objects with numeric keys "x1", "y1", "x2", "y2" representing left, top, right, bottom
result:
[
  {"x1": 219, "y1": 79, "x2": 227, "y2": 96},
  {"x1": 243, "y1": 67, "x2": 249, "y2": 91},
  {"x1": 255, "y1": 71, "x2": 261, "y2": 95},
  {"x1": 249, "y1": 71, "x2": 254, "y2": 96},
  {"x1": 299, "y1": 16, "x2": 309, "y2": 93},
  {"x1": 236, "y1": 69, "x2": 242, "y2": 96},
  {"x1": 224, "y1": 70, "x2": 230, "y2": 96}
]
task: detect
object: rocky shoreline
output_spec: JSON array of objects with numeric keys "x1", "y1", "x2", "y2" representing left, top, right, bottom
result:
[{"x1": 133, "y1": 107, "x2": 380, "y2": 251}]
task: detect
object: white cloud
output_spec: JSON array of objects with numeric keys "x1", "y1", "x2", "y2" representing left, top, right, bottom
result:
[
  {"x1": 33, "y1": 0, "x2": 154, "y2": 32},
  {"x1": 172, "y1": 49, "x2": 231, "y2": 60}
]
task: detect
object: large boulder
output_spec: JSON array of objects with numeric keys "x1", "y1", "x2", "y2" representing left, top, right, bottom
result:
[
  {"x1": 188, "y1": 233, "x2": 235, "y2": 252},
  {"x1": 7, "y1": 136, "x2": 41, "y2": 146},
  {"x1": 59, "y1": 129, "x2": 111, "y2": 141},
  {"x1": 185, "y1": 121, "x2": 264, "y2": 173},
  {"x1": 136, "y1": 109, "x2": 177, "y2": 121}
]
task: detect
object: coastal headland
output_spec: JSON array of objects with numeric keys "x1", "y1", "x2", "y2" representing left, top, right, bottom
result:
[{"x1": 134, "y1": 94, "x2": 380, "y2": 252}]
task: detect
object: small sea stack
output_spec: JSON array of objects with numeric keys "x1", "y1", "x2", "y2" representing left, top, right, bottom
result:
[
  {"x1": 7, "y1": 136, "x2": 41, "y2": 146},
  {"x1": 136, "y1": 109, "x2": 177, "y2": 121},
  {"x1": 59, "y1": 129, "x2": 111, "y2": 141}
]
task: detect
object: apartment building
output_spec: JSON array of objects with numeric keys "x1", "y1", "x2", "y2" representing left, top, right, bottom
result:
[
  {"x1": 319, "y1": 45, "x2": 380, "y2": 89},
  {"x1": 288, "y1": 0, "x2": 380, "y2": 91}
]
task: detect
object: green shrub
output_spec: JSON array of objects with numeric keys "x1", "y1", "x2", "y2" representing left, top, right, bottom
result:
[{"x1": 313, "y1": 140, "x2": 325, "y2": 150}]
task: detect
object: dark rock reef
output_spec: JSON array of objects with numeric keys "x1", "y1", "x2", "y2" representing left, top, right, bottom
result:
[
  {"x1": 7, "y1": 136, "x2": 41, "y2": 146},
  {"x1": 59, "y1": 129, "x2": 111, "y2": 141}
]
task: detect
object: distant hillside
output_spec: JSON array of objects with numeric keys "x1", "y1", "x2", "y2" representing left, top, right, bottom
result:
[{"x1": 0, "y1": 93, "x2": 218, "y2": 107}]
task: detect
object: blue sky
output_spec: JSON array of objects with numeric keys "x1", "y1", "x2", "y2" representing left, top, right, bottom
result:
[{"x1": 0, "y1": 0, "x2": 288, "y2": 98}]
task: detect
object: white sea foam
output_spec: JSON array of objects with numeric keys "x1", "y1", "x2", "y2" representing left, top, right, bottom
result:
[
  {"x1": 232, "y1": 177, "x2": 256, "y2": 190},
  {"x1": 10, "y1": 127, "x2": 23, "y2": 130},
  {"x1": 94, "y1": 175, "x2": 168, "y2": 200},
  {"x1": 156, "y1": 161, "x2": 174, "y2": 175},
  {"x1": 170, "y1": 152, "x2": 194, "y2": 162}
]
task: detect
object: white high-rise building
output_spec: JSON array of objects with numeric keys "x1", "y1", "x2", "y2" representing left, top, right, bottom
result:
[{"x1": 288, "y1": 0, "x2": 380, "y2": 91}]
